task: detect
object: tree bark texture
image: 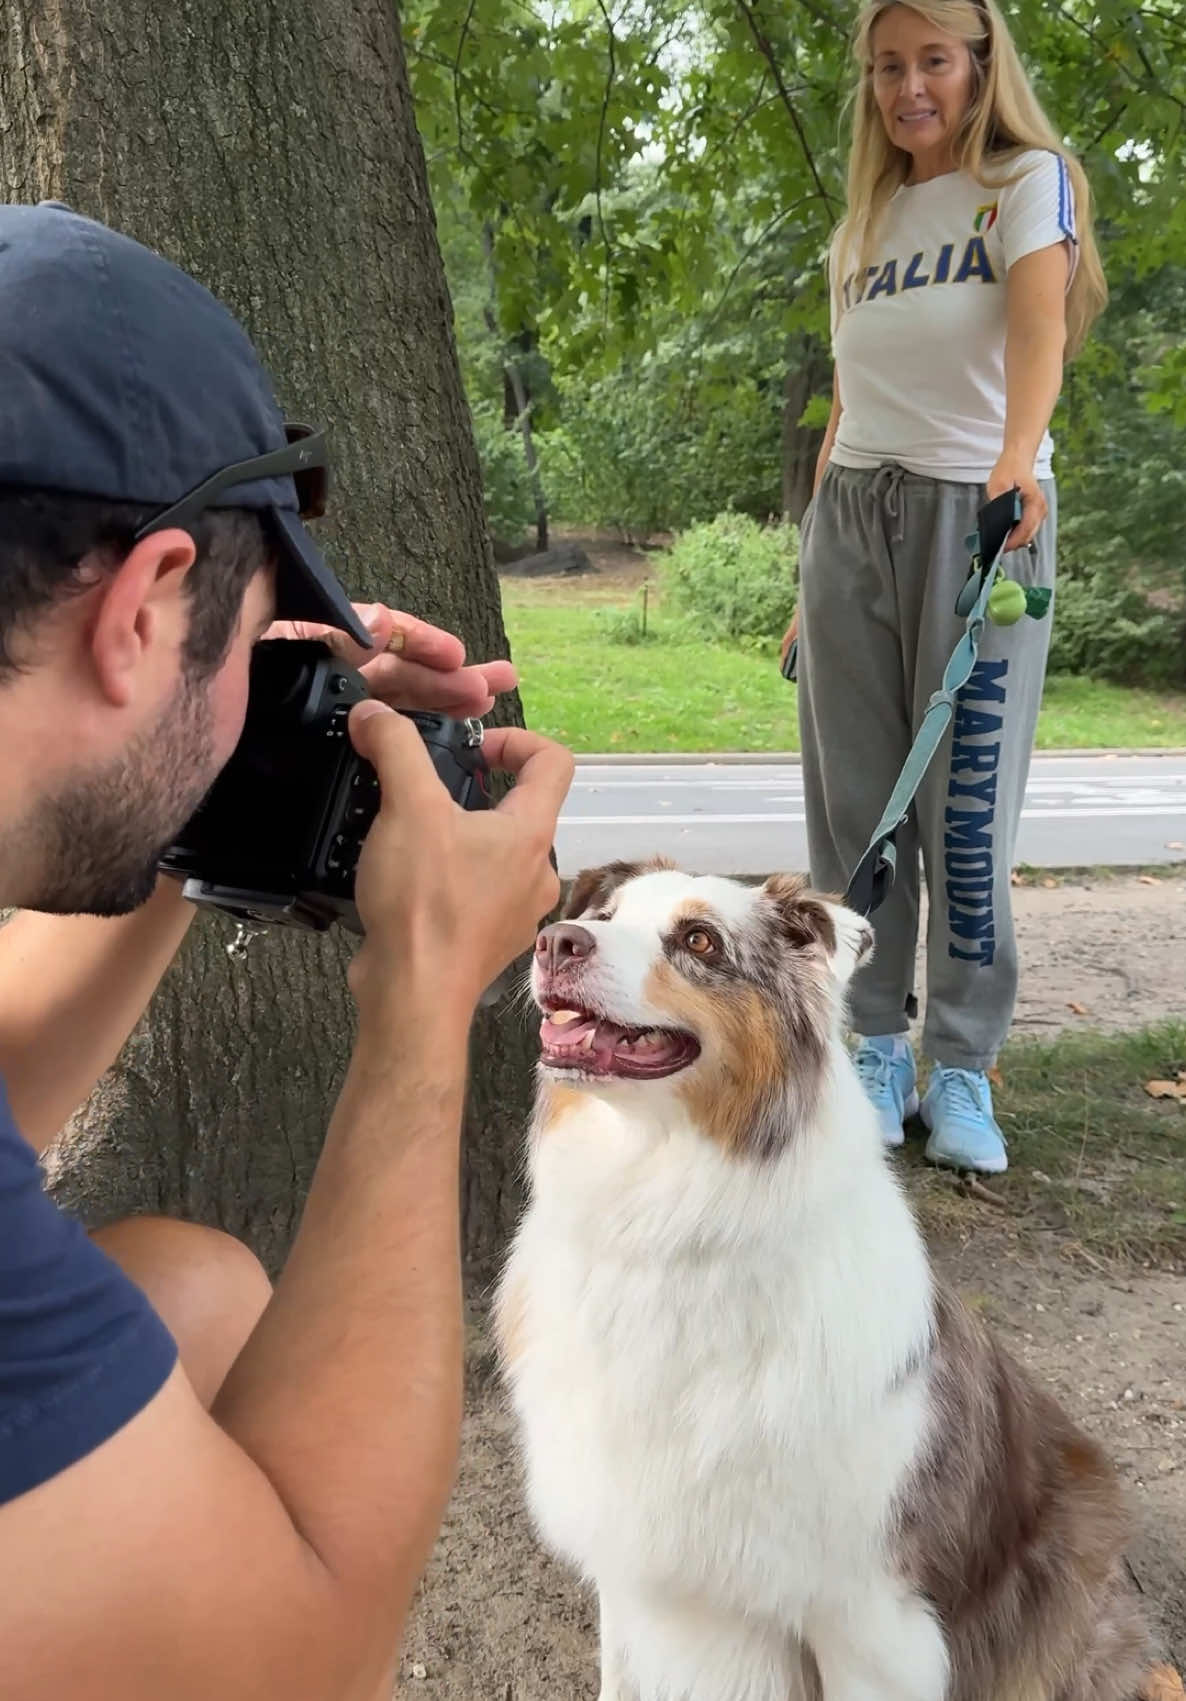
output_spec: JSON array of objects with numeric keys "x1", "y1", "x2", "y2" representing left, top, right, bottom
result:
[
  {"x1": 0, "y1": 0, "x2": 537, "y2": 1279},
  {"x1": 781, "y1": 347, "x2": 829, "y2": 524}
]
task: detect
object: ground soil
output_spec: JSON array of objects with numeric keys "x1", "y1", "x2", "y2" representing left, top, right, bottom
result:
[{"x1": 397, "y1": 606, "x2": 1186, "y2": 1699}]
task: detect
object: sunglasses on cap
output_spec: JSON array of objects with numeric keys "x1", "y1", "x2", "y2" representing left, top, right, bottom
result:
[{"x1": 133, "y1": 422, "x2": 329, "y2": 542}]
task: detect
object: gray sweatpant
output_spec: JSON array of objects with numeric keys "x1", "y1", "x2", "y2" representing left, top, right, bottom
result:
[{"x1": 797, "y1": 461, "x2": 1056, "y2": 1070}]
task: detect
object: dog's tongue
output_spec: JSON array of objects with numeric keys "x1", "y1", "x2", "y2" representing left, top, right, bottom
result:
[
  {"x1": 540, "y1": 1011, "x2": 599, "y2": 1047},
  {"x1": 539, "y1": 1010, "x2": 624, "y2": 1061}
]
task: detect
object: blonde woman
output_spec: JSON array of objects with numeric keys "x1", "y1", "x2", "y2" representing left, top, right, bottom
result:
[{"x1": 782, "y1": 0, "x2": 1106, "y2": 1172}]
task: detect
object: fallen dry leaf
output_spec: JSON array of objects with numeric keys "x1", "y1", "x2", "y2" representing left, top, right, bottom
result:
[
  {"x1": 1068, "y1": 1001, "x2": 1089, "y2": 1017},
  {"x1": 1139, "y1": 1663, "x2": 1186, "y2": 1701},
  {"x1": 1144, "y1": 1078, "x2": 1186, "y2": 1103}
]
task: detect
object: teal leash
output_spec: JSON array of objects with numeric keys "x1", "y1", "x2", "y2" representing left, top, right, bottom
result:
[{"x1": 843, "y1": 487, "x2": 1027, "y2": 918}]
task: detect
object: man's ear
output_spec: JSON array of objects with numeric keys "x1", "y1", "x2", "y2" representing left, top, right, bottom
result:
[{"x1": 88, "y1": 528, "x2": 197, "y2": 707}]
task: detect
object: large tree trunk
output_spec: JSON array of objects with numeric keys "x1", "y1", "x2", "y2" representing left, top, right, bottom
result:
[
  {"x1": 781, "y1": 345, "x2": 830, "y2": 524},
  {"x1": 0, "y1": 0, "x2": 535, "y2": 1280}
]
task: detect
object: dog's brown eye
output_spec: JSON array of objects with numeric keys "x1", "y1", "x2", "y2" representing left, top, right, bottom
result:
[{"x1": 684, "y1": 928, "x2": 716, "y2": 957}]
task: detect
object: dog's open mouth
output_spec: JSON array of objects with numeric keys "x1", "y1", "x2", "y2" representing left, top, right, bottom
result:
[{"x1": 538, "y1": 1005, "x2": 701, "y2": 1080}]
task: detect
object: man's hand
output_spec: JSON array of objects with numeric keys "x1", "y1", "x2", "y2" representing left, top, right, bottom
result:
[
  {"x1": 345, "y1": 705, "x2": 571, "y2": 1017},
  {"x1": 267, "y1": 603, "x2": 518, "y2": 719}
]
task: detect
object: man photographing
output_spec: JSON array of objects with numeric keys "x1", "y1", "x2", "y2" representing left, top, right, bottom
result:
[{"x1": 0, "y1": 202, "x2": 571, "y2": 1698}]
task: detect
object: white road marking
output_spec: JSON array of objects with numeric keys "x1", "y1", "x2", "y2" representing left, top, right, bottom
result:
[{"x1": 562, "y1": 807, "x2": 1186, "y2": 827}]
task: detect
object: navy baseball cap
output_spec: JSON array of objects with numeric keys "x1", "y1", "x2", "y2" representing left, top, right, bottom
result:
[{"x1": 0, "y1": 202, "x2": 370, "y2": 647}]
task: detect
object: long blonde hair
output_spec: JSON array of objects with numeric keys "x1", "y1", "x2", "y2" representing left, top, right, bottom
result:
[{"x1": 837, "y1": 0, "x2": 1106, "y2": 357}]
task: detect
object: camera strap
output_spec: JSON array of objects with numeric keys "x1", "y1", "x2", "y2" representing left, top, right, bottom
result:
[{"x1": 842, "y1": 487, "x2": 1021, "y2": 919}]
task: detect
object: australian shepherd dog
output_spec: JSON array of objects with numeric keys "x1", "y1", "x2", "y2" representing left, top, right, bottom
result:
[{"x1": 495, "y1": 860, "x2": 1161, "y2": 1701}]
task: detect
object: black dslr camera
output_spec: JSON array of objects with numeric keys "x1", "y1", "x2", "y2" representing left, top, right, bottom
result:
[{"x1": 159, "y1": 639, "x2": 490, "y2": 934}]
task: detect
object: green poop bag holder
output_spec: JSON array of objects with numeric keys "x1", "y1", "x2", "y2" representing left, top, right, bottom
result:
[{"x1": 844, "y1": 485, "x2": 1051, "y2": 919}]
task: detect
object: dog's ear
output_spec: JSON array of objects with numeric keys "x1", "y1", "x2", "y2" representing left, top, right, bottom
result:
[
  {"x1": 761, "y1": 873, "x2": 840, "y2": 953},
  {"x1": 829, "y1": 905, "x2": 875, "y2": 983},
  {"x1": 761, "y1": 874, "x2": 874, "y2": 981},
  {"x1": 563, "y1": 857, "x2": 674, "y2": 920}
]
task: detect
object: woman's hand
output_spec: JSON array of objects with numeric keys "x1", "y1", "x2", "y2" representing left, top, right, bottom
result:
[
  {"x1": 986, "y1": 456, "x2": 1046, "y2": 553},
  {"x1": 779, "y1": 608, "x2": 799, "y2": 666}
]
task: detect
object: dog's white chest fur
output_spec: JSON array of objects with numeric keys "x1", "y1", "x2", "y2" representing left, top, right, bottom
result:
[{"x1": 499, "y1": 1074, "x2": 936, "y2": 1696}]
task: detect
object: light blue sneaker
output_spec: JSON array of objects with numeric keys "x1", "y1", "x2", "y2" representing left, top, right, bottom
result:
[
  {"x1": 853, "y1": 1036, "x2": 919, "y2": 1148},
  {"x1": 921, "y1": 1066, "x2": 1008, "y2": 1174}
]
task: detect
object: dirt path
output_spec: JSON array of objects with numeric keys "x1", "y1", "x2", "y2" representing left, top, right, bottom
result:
[
  {"x1": 397, "y1": 876, "x2": 1186, "y2": 1697},
  {"x1": 1005, "y1": 873, "x2": 1186, "y2": 1037}
]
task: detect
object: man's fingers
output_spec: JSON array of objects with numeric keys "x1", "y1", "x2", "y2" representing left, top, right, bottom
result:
[
  {"x1": 349, "y1": 711, "x2": 572, "y2": 842},
  {"x1": 483, "y1": 728, "x2": 575, "y2": 822},
  {"x1": 357, "y1": 654, "x2": 518, "y2": 714},
  {"x1": 471, "y1": 659, "x2": 517, "y2": 696},
  {"x1": 347, "y1": 702, "x2": 444, "y2": 809},
  {"x1": 271, "y1": 607, "x2": 470, "y2": 674}
]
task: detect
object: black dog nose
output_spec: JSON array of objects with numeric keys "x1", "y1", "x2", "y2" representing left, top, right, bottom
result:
[{"x1": 535, "y1": 922, "x2": 597, "y2": 974}]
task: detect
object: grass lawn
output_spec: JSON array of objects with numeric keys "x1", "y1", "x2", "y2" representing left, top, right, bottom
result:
[
  {"x1": 904, "y1": 1022, "x2": 1186, "y2": 1270},
  {"x1": 501, "y1": 583, "x2": 1186, "y2": 754}
]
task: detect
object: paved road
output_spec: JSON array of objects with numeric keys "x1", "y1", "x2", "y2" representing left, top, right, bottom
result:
[{"x1": 556, "y1": 753, "x2": 1186, "y2": 878}]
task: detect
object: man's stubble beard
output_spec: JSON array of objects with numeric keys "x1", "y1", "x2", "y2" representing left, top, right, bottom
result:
[{"x1": 23, "y1": 669, "x2": 219, "y2": 917}]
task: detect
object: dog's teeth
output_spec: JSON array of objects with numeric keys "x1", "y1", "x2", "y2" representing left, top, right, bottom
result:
[
  {"x1": 550, "y1": 1010, "x2": 582, "y2": 1025},
  {"x1": 581, "y1": 1030, "x2": 596, "y2": 1051}
]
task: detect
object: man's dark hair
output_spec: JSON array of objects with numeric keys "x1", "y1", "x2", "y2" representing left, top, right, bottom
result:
[{"x1": 0, "y1": 488, "x2": 273, "y2": 683}]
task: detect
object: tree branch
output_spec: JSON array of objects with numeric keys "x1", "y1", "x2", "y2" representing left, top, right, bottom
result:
[
  {"x1": 733, "y1": 0, "x2": 839, "y2": 218},
  {"x1": 1053, "y1": 4, "x2": 1186, "y2": 116},
  {"x1": 699, "y1": 194, "x2": 817, "y2": 343},
  {"x1": 593, "y1": 0, "x2": 618, "y2": 328},
  {"x1": 1085, "y1": 99, "x2": 1129, "y2": 154},
  {"x1": 452, "y1": 0, "x2": 479, "y2": 162}
]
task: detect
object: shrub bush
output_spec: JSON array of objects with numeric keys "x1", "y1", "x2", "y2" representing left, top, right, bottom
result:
[
  {"x1": 469, "y1": 399, "x2": 538, "y2": 542},
  {"x1": 1046, "y1": 574, "x2": 1186, "y2": 688},
  {"x1": 658, "y1": 511, "x2": 798, "y2": 642},
  {"x1": 593, "y1": 599, "x2": 668, "y2": 646},
  {"x1": 537, "y1": 370, "x2": 783, "y2": 542}
]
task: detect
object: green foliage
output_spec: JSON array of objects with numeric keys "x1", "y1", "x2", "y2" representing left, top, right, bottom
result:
[
  {"x1": 468, "y1": 400, "x2": 537, "y2": 541},
  {"x1": 538, "y1": 363, "x2": 782, "y2": 541},
  {"x1": 593, "y1": 596, "x2": 668, "y2": 645},
  {"x1": 1046, "y1": 577, "x2": 1186, "y2": 688},
  {"x1": 659, "y1": 511, "x2": 798, "y2": 641},
  {"x1": 1049, "y1": 265, "x2": 1186, "y2": 687}
]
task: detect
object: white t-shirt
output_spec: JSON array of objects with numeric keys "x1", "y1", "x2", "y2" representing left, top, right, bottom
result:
[{"x1": 829, "y1": 150, "x2": 1077, "y2": 482}]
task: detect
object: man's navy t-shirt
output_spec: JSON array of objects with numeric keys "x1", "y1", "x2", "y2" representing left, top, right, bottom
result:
[{"x1": 0, "y1": 1076, "x2": 177, "y2": 1505}]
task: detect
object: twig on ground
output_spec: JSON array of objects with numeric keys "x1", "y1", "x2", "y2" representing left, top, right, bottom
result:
[{"x1": 957, "y1": 1174, "x2": 1009, "y2": 1209}]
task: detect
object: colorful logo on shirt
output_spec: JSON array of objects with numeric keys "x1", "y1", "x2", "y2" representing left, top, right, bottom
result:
[{"x1": 973, "y1": 201, "x2": 998, "y2": 234}]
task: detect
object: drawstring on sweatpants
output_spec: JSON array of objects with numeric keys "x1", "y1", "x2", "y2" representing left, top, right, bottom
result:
[{"x1": 869, "y1": 461, "x2": 909, "y2": 546}]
